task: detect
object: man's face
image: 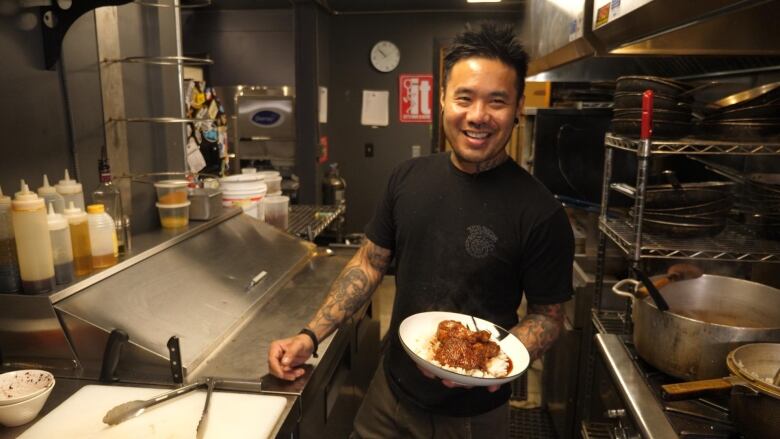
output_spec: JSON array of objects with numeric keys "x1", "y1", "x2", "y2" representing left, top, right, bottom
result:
[{"x1": 441, "y1": 57, "x2": 522, "y2": 173}]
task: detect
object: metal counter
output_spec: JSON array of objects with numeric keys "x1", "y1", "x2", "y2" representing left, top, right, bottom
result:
[
  {"x1": 1, "y1": 246, "x2": 363, "y2": 438},
  {"x1": 595, "y1": 333, "x2": 678, "y2": 439}
]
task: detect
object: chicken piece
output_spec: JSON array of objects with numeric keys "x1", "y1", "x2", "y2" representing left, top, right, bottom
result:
[{"x1": 433, "y1": 320, "x2": 502, "y2": 372}]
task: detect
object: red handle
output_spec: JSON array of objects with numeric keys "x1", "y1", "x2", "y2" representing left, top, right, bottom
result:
[{"x1": 641, "y1": 90, "x2": 654, "y2": 140}]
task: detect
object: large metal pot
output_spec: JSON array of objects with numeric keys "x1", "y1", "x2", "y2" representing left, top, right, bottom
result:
[{"x1": 612, "y1": 274, "x2": 780, "y2": 380}]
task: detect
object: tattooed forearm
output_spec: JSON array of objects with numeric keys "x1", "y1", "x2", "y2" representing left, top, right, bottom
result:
[
  {"x1": 307, "y1": 240, "x2": 392, "y2": 340},
  {"x1": 511, "y1": 303, "x2": 564, "y2": 361}
]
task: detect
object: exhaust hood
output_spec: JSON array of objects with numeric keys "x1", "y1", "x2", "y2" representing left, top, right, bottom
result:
[{"x1": 525, "y1": 0, "x2": 780, "y2": 77}]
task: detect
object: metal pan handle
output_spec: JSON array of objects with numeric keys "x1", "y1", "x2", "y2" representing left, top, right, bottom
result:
[{"x1": 612, "y1": 278, "x2": 640, "y2": 300}]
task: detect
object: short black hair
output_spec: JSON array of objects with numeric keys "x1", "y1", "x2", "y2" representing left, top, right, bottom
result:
[{"x1": 443, "y1": 23, "x2": 529, "y2": 101}]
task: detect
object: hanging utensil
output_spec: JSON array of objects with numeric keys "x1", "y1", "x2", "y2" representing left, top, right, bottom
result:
[
  {"x1": 632, "y1": 267, "x2": 670, "y2": 312},
  {"x1": 102, "y1": 380, "x2": 206, "y2": 426},
  {"x1": 195, "y1": 377, "x2": 217, "y2": 439},
  {"x1": 636, "y1": 263, "x2": 703, "y2": 297}
]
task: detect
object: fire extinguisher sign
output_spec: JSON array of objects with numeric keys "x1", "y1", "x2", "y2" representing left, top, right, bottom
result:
[{"x1": 399, "y1": 74, "x2": 433, "y2": 123}]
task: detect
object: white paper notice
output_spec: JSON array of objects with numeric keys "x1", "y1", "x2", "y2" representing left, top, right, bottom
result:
[
  {"x1": 361, "y1": 90, "x2": 389, "y2": 126},
  {"x1": 319, "y1": 86, "x2": 328, "y2": 123}
]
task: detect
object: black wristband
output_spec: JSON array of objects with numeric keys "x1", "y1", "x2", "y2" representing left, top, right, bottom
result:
[{"x1": 299, "y1": 328, "x2": 319, "y2": 358}]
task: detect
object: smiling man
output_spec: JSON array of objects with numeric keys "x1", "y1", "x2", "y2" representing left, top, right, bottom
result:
[{"x1": 267, "y1": 23, "x2": 574, "y2": 438}]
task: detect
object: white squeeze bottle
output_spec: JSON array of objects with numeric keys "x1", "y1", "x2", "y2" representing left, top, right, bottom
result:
[
  {"x1": 0, "y1": 185, "x2": 21, "y2": 292},
  {"x1": 12, "y1": 181, "x2": 55, "y2": 294},
  {"x1": 37, "y1": 174, "x2": 65, "y2": 213},
  {"x1": 87, "y1": 204, "x2": 117, "y2": 269},
  {"x1": 55, "y1": 169, "x2": 86, "y2": 212},
  {"x1": 47, "y1": 203, "x2": 74, "y2": 285}
]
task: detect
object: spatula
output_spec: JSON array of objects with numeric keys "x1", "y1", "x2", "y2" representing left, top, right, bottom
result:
[{"x1": 102, "y1": 380, "x2": 206, "y2": 426}]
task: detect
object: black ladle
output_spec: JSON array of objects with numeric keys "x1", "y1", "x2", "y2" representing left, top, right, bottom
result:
[{"x1": 632, "y1": 266, "x2": 670, "y2": 312}]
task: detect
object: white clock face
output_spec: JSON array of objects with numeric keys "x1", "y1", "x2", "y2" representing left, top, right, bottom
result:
[{"x1": 370, "y1": 40, "x2": 400, "y2": 73}]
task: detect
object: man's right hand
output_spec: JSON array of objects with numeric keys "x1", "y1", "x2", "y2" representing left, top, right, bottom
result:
[{"x1": 267, "y1": 334, "x2": 315, "y2": 381}]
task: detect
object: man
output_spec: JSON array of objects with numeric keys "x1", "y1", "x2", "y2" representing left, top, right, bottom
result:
[{"x1": 268, "y1": 23, "x2": 573, "y2": 438}]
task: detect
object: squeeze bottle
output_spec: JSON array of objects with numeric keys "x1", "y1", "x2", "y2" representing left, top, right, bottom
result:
[
  {"x1": 47, "y1": 203, "x2": 74, "y2": 285},
  {"x1": 0, "y1": 185, "x2": 21, "y2": 292},
  {"x1": 37, "y1": 174, "x2": 65, "y2": 213},
  {"x1": 55, "y1": 169, "x2": 86, "y2": 212},
  {"x1": 63, "y1": 202, "x2": 92, "y2": 276},
  {"x1": 12, "y1": 181, "x2": 55, "y2": 294}
]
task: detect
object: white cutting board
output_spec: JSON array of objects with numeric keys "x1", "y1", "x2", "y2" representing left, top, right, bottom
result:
[{"x1": 18, "y1": 384, "x2": 288, "y2": 439}]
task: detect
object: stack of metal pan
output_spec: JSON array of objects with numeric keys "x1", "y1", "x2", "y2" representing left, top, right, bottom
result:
[
  {"x1": 737, "y1": 173, "x2": 780, "y2": 240},
  {"x1": 696, "y1": 82, "x2": 780, "y2": 141},
  {"x1": 612, "y1": 76, "x2": 695, "y2": 139},
  {"x1": 629, "y1": 182, "x2": 733, "y2": 238}
]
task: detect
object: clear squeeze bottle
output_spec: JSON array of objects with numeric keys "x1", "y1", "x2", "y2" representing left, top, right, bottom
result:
[
  {"x1": 87, "y1": 204, "x2": 117, "y2": 269},
  {"x1": 37, "y1": 174, "x2": 65, "y2": 213},
  {"x1": 63, "y1": 202, "x2": 92, "y2": 276},
  {"x1": 47, "y1": 203, "x2": 74, "y2": 285},
  {"x1": 55, "y1": 169, "x2": 86, "y2": 212},
  {"x1": 12, "y1": 181, "x2": 55, "y2": 294},
  {"x1": 92, "y1": 155, "x2": 126, "y2": 254},
  {"x1": 0, "y1": 185, "x2": 21, "y2": 293}
]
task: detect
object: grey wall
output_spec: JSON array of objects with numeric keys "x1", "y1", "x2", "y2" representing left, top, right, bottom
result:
[
  {"x1": 180, "y1": 9, "x2": 295, "y2": 87},
  {"x1": 1, "y1": 4, "x2": 185, "y2": 235},
  {"x1": 327, "y1": 12, "x2": 522, "y2": 233}
]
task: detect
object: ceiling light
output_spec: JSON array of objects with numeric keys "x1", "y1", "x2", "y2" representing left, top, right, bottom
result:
[{"x1": 467, "y1": 0, "x2": 502, "y2": 3}]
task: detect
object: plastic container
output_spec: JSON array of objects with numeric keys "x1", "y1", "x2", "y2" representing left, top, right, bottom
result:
[
  {"x1": 263, "y1": 176, "x2": 282, "y2": 195},
  {"x1": 46, "y1": 203, "x2": 74, "y2": 285},
  {"x1": 63, "y1": 202, "x2": 92, "y2": 276},
  {"x1": 262, "y1": 195, "x2": 289, "y2": 230},
  {"x1": 36, "y1": 175, "x2": 65, "y2": 214},
  {"x1": 87, "y1": 204, "x2": 117, "y2": 269},
  {"x1": 156, "y1": 201, "x2": 191, "y2": 229},
  {"x1": 221, "y1": 176, "x2": 267, "y2": 220},
  {"x1": 219, "y1": 174, "x2": 266, "y2": 192},
  {"x1": 0, "y1": 185, "x2": 21, "y2": 293},
  {"x1": 11, "y1": 182, "x2": 55, "y2": 294},
  {"x1": 55, "y1": 169, "x2": 85, "y2": 212},
  {"x1": 256, "y1": 170, "x2": 280, "y2": 180},
  {"x1": 154, "y1": 179, "x2": 189, "y2": 205}
]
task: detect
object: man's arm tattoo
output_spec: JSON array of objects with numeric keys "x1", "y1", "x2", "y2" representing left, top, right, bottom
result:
[
  {"x1": 511, "y1": 303, "x2": 564, "y2": 361},
  {"x1": 308, "y1": 240, "x2": 391, "y2": 339}
]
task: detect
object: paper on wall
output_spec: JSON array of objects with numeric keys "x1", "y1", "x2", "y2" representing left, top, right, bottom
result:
[
  {"x1": 361, "y1": 90, "x2": 389, "y2": 127},
  {"x1": 319, "y1": 86, "x2": 328, "y2": 123}
]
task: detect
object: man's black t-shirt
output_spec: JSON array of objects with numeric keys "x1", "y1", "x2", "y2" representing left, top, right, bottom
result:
[{"x1": 365, "y1": 152, "x2": 574, "y2": 417}]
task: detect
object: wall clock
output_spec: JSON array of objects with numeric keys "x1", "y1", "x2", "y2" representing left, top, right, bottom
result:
[{"x1": 370, "y1": 40, "x2": 400, "y2": 73}]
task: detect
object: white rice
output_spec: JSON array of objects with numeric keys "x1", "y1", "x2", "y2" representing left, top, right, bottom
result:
[{"x1": 412, "y1": 335, "x2": 510, "y2": 378}]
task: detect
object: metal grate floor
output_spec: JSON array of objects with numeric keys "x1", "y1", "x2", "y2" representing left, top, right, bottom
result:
[
  {"x1": 508, "y1": 407, "x2": 556, "y2": 439},
  {"x1": 510, "y1": 372, "x2": 528, "y2": 401}
]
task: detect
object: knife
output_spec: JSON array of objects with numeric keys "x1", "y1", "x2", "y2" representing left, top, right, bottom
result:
[
  {"x1": 102, "y1": 380, "x2": 205, "y2": 426},
  {"x1": 196, "y1": 377, "x2": 217, "y2": 439}
]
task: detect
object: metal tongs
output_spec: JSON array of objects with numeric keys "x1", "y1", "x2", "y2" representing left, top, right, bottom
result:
[{"x1": 102, "y1": 379, "x2": 208, "y2": 426}]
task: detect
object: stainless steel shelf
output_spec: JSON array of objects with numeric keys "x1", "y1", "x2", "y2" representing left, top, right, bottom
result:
[
  {"x1": 600, "y1": 217, "x2": 780, "y2": 262},
  {"x1": 591, "y1": 309, "x2": 629, "y2": 335},
  {"x1": 288, "y1": 205, "x2": 345, "y2": 241},
  {"x1": 604, "y1": 133, "x2": 780, "y2": 155}
]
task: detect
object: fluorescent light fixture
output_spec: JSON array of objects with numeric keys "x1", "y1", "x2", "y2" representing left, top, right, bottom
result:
[{"x1": 467, "y1": 0, "x2": 502, "y2": 3}]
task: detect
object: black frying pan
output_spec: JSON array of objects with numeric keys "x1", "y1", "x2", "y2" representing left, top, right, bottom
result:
[
  {"x1": 612, "y1": 118, "x2": 692, "y2": 139},
  {"x1": 613, "y1": 92, "x2": 693, "y2": 110},
  {"x1": 706, "y1": 103, "x2": 780, "y2": 121},
  {"x1": 706, "y1": 82, "x2": 780, "y2": 112},
  {"x1": 614, "y1": 108, "x2": 693, "y2": 123},
  {"x1": 695, "y1": 120, "x2": 780, "y2": 141},
  {"x1": 616, "y1": 76, "x2": 692, "y2": 96}
]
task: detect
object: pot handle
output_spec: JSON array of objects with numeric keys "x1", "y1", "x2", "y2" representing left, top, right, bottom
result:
[
  {"x1": 612, "y1": 278, "x2": 640, "y2": 300},
  {"x1": 661, "y1": 378, "x2": 734, "y2": 400}
]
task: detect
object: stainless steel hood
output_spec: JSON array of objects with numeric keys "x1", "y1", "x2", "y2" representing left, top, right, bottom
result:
[{"x1": 524, "y1": 0, "x2": 780, "y2": 77}]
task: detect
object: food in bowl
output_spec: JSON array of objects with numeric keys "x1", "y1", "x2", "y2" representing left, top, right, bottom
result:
[
  {"x1": 399, "y1": 311, "x2": 529, "y2": 387},
  {"x1": 421, "y1": 320, "x2": 511, "y2": 378}
]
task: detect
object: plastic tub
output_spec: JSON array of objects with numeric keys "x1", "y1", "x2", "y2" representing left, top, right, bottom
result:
[
  {"x1": 156, "y1": 201, "x2": 190, "y2": 229},
  {"x1": 263, "y1": 176, "x2": 282, "y2": 194},
  {"x1": 154, "y1": 180, "x2": 189, "y2": 205},
  {"x1": 263, "y1": 195, "x2": 289, "y2": 230},
  {"x1": 219, "y1": 174, "x2": 265, "y2": 192}
]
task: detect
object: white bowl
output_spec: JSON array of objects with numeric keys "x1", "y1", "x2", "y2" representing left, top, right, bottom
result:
[
  {"x1": 0, "y1": 370, "x2": 54, "y2": 406},
  {"x1": 399, "y1": 311, "x2": 530, "y2": 387},
  {"x1": 0, "y1": 374, "x2": 55, "y2": 427}
]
